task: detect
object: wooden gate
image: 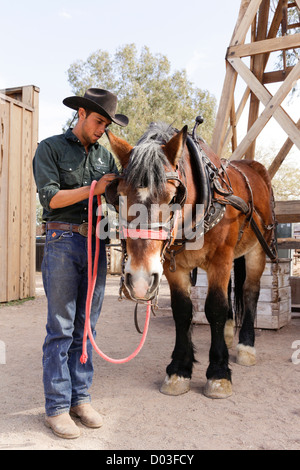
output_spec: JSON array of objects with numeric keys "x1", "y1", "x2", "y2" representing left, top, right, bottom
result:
[{"x1": 0, "y1": 86, "x2": 39, "y2": 302}]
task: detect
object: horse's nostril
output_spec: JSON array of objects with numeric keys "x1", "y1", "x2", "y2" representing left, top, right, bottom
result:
[
  {"x1": 125, "y1": 273, "x2": 133, "y2": 289},
  {"x1": 149, "y1": 273, "x2": 159, "y2": 294}
]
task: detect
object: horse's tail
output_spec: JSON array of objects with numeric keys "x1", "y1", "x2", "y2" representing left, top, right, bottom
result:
[{"x1": 233, "y1": 256, "x2": 246, "y2": 327}]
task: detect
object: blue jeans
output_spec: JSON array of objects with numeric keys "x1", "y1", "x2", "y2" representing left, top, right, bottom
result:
[{"x1": 41, "y1": 228, "x2": 107, "y2": 417}]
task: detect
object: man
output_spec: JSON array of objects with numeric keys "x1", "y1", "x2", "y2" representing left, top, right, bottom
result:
[{"x1": 33, "y1": 88, "x2": 129, "y2": 439}]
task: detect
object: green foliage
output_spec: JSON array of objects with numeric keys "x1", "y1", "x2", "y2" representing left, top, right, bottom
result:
[
  {"x1": 66, "y1": 44, "x2": 217, "y2": 145},
  {"x1": 256, "y1": 146, "x2": 300, "y2": 201}
]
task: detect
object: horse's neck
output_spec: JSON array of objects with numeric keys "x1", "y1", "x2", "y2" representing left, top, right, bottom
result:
[{"x1": 199, "y1": 140, "x2": 221, "y2": 168}]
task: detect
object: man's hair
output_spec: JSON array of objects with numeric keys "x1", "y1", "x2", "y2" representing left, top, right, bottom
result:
[{"x1": 83, "y1": 108, "x2": 93, "y2": 118}]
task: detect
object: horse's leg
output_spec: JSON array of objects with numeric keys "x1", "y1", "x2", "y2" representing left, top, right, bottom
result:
[
  {"x1": 204, "y1": 260, "x2": 233, "y2": 399},
  {"x1": 236, "y1": 245, "x2": 266, "y2": 366},
  {"x1": 160, "y1": 269, "x2": 195, "y2": 396},
  {"x1": 224, "y1": 278, "x2": 234, "y2": 349}
]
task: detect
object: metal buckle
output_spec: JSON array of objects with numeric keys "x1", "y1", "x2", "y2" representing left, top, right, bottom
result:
[{"x1": 78, "y1": 222, "x2": 95, "y2": 237}]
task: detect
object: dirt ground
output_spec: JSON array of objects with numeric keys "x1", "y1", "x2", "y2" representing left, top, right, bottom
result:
[{"x1": 0, "y1": 272, "x2": 300, "y2": 451}]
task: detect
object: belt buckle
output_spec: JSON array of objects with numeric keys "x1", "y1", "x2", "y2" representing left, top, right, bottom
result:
[{"x1": 78, "y1": 222, "x2": 94, "y2": 237}]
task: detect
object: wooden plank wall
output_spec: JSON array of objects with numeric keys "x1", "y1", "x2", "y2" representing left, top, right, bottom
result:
[{"x1": 0, "y1": 86, "x2": 39, "y2": 302}]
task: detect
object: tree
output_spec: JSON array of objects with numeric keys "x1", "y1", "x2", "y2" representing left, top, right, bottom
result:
[
  {"x1": 256, "y1": 146, "x2": 300, "y2": 200},
  {"x1": 66, "y1": 44, "x2": 217, "y2": 145}
]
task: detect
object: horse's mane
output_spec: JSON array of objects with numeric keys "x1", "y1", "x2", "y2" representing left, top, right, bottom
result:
[{"x1": 124, "y1": 122, "x2": 175, "y2": 196}]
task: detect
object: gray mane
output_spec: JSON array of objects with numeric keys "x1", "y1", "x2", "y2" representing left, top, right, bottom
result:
[{"x1": 124, "y1": 122, "x2": 175, "y2": 196}]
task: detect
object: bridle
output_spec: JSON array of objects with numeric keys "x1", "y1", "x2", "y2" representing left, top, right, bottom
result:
[
  {"x1": 106, "y1": 169, "x2": 187, "y2": 255},
  {"x1": 120, "y1": 171, "x2": 186, "y2": 246},
  {"x1": 105, "y1": 169, "x2": 187, "y2": 306}
]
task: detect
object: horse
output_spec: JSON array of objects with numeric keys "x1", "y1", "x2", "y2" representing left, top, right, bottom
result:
[{"x1": 104, "y1": 120, "x2": 277, "y2": 399}]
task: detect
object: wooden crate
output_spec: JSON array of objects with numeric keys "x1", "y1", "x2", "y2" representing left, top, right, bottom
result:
[
  {"x1": 0, "y1": 86, "x2": 39, "y2": 302},
  {"x1": 191, "y1": 259, "x2": 292, "y2": 330},
  {"x1": 106, "y1": 241, "x2": 123, "y2": 275}
]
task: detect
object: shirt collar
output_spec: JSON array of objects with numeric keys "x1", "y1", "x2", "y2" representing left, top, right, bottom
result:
[{"x1": 65, "y1": 128, "x2": 99, "y2": 149}]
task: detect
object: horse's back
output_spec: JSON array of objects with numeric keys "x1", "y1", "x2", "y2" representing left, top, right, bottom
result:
[
  {"x1": 232, "y1": 159, "x2": 272, "y2": 192},
  {"x1": 230, "y1": 159, "x2": 273, "y2": 212}
]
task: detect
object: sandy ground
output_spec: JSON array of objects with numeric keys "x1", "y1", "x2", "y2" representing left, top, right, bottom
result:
[{"x1": 0, "y1": 273, "x2": 300, "y2": 451}]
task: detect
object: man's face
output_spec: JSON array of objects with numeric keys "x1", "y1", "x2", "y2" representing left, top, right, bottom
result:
[{"x1": 81, "y1": 110, "x2": 111, "y2": 145}]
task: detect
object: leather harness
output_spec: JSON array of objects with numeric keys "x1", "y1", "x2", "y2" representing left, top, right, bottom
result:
[
  {"x1": 165, "y1": 117, "x2": 278, "y2": 272},
  {"x1": 110, "y1": 117, "x2": 278, "y2": 299}
]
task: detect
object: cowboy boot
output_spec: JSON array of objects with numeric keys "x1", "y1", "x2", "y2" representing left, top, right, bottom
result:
[
  {"x1": 45, "y1": 413, "x2": 81, "y2": 439},
  {"x1": 70, "y1": 403, "x2": 103, "y2": 428}
]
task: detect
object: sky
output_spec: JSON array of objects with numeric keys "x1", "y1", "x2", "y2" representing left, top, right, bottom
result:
[{"x1": 0, "y1": 0, "x2": 299, "y2": 163}]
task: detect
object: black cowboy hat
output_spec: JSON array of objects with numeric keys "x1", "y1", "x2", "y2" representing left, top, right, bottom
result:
[{"x1": 63, "y1": 88, "x2": 129, "y2": 127}]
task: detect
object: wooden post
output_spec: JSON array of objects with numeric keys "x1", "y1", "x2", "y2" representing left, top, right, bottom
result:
[
  {"x1": 211, "y1": 0, "x2": 254, "y2": 156},
  {"x1": 0, "y1": 86, "x2": 39, "y2": 302},
  {"x1": 246, "y1": 0, "x2": 270, "y2": 160}
]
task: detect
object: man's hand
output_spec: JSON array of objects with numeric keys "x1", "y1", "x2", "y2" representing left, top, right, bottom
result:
[
  {"x1": 94, "y1": 173, "x2": 118, "y2": 195},
  {"x1": 49, "y1": 174, "x2": 118, "y2": 210}
]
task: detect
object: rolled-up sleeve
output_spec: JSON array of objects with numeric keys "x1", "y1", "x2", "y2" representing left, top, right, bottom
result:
[{"x1": 33, "y1": 140, "x2": 60, "y2": 211}]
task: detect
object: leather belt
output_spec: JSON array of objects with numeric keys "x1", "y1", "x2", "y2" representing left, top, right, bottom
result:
[{"x1": 46, "y1": 222, "x2": 95, "y2": 237}]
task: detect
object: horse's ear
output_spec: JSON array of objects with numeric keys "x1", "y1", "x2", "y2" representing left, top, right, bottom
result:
[
  {"x1": 106, "y1": 130, "x2": 133, "y2": 169},
  {"x1": 163, "y1": 125, "x2": 188, "y2": 167}
]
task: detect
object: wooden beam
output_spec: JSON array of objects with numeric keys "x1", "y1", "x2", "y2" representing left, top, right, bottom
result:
[
  {"x1": 228, "y1": 57, "x2": 300, "y2": 159},
  {"x1": 287, "y1": 22, "x2": 300, "y2": 29},
  {"x1": 229, "y1": 58, "x2": 300, "y2": 148},
  {"x1": 246, "y1": 0, "x2": 270, "y2": 160},
  {"x1": 277, "y1": 238, "x2": 300, "y2": 249},
  {"x1": 29, "y1": 87, "x2": 39, "y2": 297},
  {"x1": 212, "y1": 0, "x2": 300, "y2": 159},
  {"x1": 294, "y1": 0, "x2": 300, "y2": 10},
  {"x1": 267, "y1": 0, "x2": 285, "y2": 41},
  {"x1": 0, "y1": 91, "x2": 34, "y2": 112},
  {"x1": 268, "y1": 118, "x2": 300, "y2": 179},
  {"x1": 228, "y1": 32, "x2": 300, "y2": 58},
  {"x1": 263, "y1": 67, "x2": 294, "y2": 84},
  {"x1": 223, "y1": 87, "x2": 251, "y2": 151},
  {"x1": 230, "y1": 97, "x2": 238, "y2": 151},
  {"x1": 211, "y1": 63, "x2": 238, "y2": 156},
  {"x1": 275, "y1": 200, "x2": 300, "y2": 223},
  {"x1": 211, "y1": 0, "x2": 254, "y2": 156},
  {"x1": 231, "y1": 0, "x2": 264, "y2": 46}
]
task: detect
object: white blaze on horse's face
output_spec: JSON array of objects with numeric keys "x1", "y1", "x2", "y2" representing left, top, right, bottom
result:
[
  {"x1": 118, "y1": 182, "x2": 172, "y2": 301},
  {"x1": 137, "y1": 187, "x2": 150, "y2": 202}
]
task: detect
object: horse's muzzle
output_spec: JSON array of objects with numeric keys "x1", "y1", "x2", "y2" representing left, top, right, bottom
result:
[{"x1": 124, "y1": 272, "x2": 160, "y2": 301}]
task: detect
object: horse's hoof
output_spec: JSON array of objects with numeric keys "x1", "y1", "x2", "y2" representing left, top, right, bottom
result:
[
  {"x1": 203, "y1": 379, "x2": 232, "y2": 399},
  {"x1": 160, "y1": 374, "x2": 191, "y2": 396},
  {"x1": 224, "y1": 319, "x2": 235, "y2": 349},
  {"x1": 236, "y1": 344, "x2": 256, "y2": 366}
]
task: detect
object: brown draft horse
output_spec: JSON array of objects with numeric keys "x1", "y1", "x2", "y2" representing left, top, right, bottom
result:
[{"x1": 105, "y1": 121, "x2": 276, "y2": 399}]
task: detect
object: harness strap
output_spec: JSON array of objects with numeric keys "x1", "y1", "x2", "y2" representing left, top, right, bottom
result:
[
  {"x1": 249, "y1": 218, "x2": 277, "y2": 261},
  {"x1": 121, "y1": 227, "x2": 169, "y2": 240}
]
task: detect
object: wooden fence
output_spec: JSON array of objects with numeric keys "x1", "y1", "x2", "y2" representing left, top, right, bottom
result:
[{"x1": 0, "y1": 86, "x2": 39, "y2": 302}]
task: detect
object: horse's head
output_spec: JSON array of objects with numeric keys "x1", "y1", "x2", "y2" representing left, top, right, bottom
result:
[{"x1": 105, "y1": 123, "x2": 188, "y2": 301}]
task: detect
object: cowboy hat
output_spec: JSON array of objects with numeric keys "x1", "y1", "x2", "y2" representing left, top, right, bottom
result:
[{"x1": 63, "y1": 88, "x2": 129, "y2": 127}]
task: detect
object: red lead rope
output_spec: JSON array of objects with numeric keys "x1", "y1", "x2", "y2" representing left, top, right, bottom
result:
[{"x1": 80, "y1": 180, "x2": 151, "y2": 365}]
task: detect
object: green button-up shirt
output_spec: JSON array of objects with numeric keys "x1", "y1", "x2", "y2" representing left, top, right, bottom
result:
[{"x1": 33, "y1": 128, "x2": 118, "y2": 224}]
